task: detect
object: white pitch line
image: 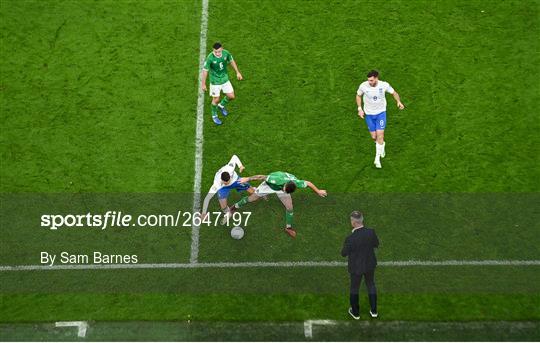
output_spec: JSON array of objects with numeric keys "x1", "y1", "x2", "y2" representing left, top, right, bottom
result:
[
  {"x1": 55, "y1": 321, "x2": 88, "y2": 338},
  {"x1": 304, "y1": 320, "x2": 337, "y2": 339},
  {"x1": 190, "y1": 0, "x2": 209, "y2": 264},
  {"x1": 0, "y1": 260, "x2": 538, "y2": 271}
]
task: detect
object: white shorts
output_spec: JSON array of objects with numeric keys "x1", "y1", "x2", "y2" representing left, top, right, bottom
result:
[
  {"x1": 255, "y1": 182, "x2": 290, "y2": 199},
  {"x1": 209, "y1": 81, "x2": 234, "y2": 97}
]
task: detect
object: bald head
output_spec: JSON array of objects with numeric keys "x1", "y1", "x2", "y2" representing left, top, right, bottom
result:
[{"x1": 350, "y1": 210, "x2": 364, "y2": 228}]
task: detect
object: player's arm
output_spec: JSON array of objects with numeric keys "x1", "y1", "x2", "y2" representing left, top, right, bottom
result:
[
  {"x1": 201, "y1": 69, "x2": 209, "y2": 91},
  {"x1": 228, "y1": 154, "x2": 245, "y2": 173},
  {"x1": 386, "y1": 84, "x2": 404, "y2": 110},
  {"x1": 201, "y1": 56, "x2": 211, "y2": 91},
  {"x1": 391, "y1": 91, "x2": 405, "y2": 110},
  {"x1": 239, "y1": 175, "x2": 266, "y2": 183},
  {"x1": 228, "y1": 53, "x2": 243, "y2": 80},
  {"x1": 201, "y1": 184, "x2": 219, "y2": 217},
  {"x1": 356, "y1": 88, "x2": 364, "y2": 118},
  {"x1": 305, "y1": 181, "x2": 327, "y2": 197}
]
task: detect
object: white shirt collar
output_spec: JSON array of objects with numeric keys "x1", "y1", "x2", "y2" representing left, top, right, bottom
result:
[{"x1": 351, "y1": 226, "x2": 364, "y2": 233}]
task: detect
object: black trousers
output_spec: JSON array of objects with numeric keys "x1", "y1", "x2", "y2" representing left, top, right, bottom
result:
[{"x1": 349, "y1": 269, "x2": 377, "y2": 315}]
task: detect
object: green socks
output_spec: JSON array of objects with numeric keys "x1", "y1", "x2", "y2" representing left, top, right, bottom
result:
[
  {"x1": 211, "y1": 104, "x2": 218, "y2": 116},
  {"x1": 235, "y1": 196, "x2": 249, "y2": 208},
  {"x1": 285, "y1": 210, "x2": 294, "y2": 227},
  {"x1": 219, "y1": 97, "x2": 230, "y2": 107}
]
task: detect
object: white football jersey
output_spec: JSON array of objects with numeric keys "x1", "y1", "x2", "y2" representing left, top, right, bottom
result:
[
  {"x1": 211, "y1": 164, "x2": 239, "y2": 191},
  {"x1": 201, "y1": 155, "x2": 243, "y2": 213},
  {"x1": 357, "y1": 80, "x2": 395, "y2": 115}
]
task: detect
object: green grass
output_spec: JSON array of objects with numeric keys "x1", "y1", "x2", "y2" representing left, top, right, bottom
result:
[
  {"x1": 0, "y1": 0, "x2": 199, "y2": 192},
  {"x1": 202, "y1": 0, "x2": 540, "y2": 193},
  {"x1": 1, "y1": 0, "x2": 539, "y2": 340},
  {"x1": 1, "y1": 293, "x2": 539, "y2": 322},
  {"x1": 2, "y1": 0, "x2": 539, "y2": 193}
]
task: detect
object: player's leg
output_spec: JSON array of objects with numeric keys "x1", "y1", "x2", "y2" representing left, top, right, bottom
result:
[
  {"x1": 225, "y1": 182, "x2": 271, "y2": 223},
  {"x1": 236, "y1": 192, "x2": 260, "y2": 206},
  {"x1": 217, "y1": 187, "x2": 231, "y2": 212},
  {"x1": 234, "y1": 180, "x2": 271, "y2": 210},
  {"x1": 373, "y1": 112, "x2": 387, "y2": 168},
  {"x1": 365, "y1": 115, "x2": 377, "y2": 140},
  {"x1": 222, "y1": 191, "x2": 261, "y2": 225},
  {"x1": 209, "y1": 84, "x2": 222, "y2": 125},
  {"x1": 364, "y1": 270, "x2": 378, "y2": 317},
  {"x1": 376, "y1": 112, "x2": 387, "y2": 159},
  {"x1": 277, "y1": 193, "x2": 296, "y2": 238},
  {"x1": 365, "y1": 115, "x2": 381, "y2": 168},
  {"x1": 230, "y1": 191, "x2": 262, "y2": 211},
  {"x1": 376, "y1": 130, "x2": 385, "y2": 158},
  {"x1": 218, "y1": 81, "x2": 235, "y2": 116},
  {"x1": 245, "y1": 184, "x2": 269, "y2": 200}
]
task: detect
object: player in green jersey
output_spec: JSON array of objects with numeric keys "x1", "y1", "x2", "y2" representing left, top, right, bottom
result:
[
  {"x1": 201, "y1": 42, "x2": 243, "y2": 125},
  {"x1": 226, "y1": 172, "x2": 327, "y2": 238}
]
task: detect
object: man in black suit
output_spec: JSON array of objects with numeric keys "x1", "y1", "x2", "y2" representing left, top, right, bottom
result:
[{"x1": 341, "y1": 210, "x2": 379, "y2": 319}]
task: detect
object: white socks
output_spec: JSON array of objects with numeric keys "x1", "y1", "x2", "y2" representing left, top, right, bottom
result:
[
  {"x1": 375, "y1": 142, "x2": 385, "y2": 159},
  {"x1": 374, "y1": 141, "x2": 385, "y2": 168}
]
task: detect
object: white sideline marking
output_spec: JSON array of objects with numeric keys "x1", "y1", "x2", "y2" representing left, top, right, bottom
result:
[
  {"x1": 304, "y1": 320, "x2": 337, "y2": 339},
  {"x1": 55, "y1": 321, "x2": 88, "y2": 338},
  {"x1": 190, "y1": 0, "x2": 209, "y2": 264},
  {"x1": 0, "y1": 260, "x2": 538, "y2": 271}
]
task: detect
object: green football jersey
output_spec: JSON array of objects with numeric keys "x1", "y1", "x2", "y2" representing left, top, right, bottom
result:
[
  {"x1": 203, "y1": 50, "x2": 234, "y2": 85},
  {"x1": 265, "y1": 172, "x2": 307, "y2": 191}
]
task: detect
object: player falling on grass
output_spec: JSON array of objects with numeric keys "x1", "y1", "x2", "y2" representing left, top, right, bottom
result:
[
  {"x1": 356, "y1": 70, "x2": 405, "y2": 168},
  {"x1": 226, "y1": 172, "x2": 327, "y2": 238},
  {"x1": 201, "y1": 155, "x2": 254, "y2": 218},
  {"x1": 201, "y1": 42, "x2": 243, "y2": 125}
]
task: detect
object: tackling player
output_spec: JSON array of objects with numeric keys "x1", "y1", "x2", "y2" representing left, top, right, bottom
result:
[
  {"x1": 201, "y1": 155, "x2": 254, "y2": 218},
  {"x1": 226, "y1": 172, "x2": 327, "y2": 238},
  {"x1": 356, "y1": 70, "x2": 404, "y2": 168},
  {"x1": 201, "y1": 42, "x2": 243, "y2": 125}
]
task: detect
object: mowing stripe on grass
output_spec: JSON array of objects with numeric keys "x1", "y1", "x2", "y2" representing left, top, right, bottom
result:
[
  {"x1": 0, "y1": 260, "x2": 538, "y2": 271},
  {"x1": 190, "y1": 0, "x2": 209, "y2": 264}
]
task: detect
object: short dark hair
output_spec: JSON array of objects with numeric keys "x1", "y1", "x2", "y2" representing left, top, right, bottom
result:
[
  {"x1": 213, "y1": 42, "x2": 222, "y2": 50},
  {"x1": 367, "y1": 70, "x2": 379, "y2": 78},
  {"x1": 284, "y1": 181, "x2": 297, "y2": 194},
  {"x1": 350, "y1": 210, "x2": 364, "y2": 223},
  {"x1": 221, "y1": 172, "x2": 230, "y2": 182}
]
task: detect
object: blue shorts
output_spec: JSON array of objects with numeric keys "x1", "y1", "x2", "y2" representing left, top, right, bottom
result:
[
  {"x1": 217, "y1": 180, "x2": 251, "y2": 199},
  {"x1": 365, "y1": 111, "x2": 386, "y2": 132}
]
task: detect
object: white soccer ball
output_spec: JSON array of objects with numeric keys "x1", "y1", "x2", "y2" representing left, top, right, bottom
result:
[{"x1": 230, "y1": 226, "x2": 244, "y2": 240}]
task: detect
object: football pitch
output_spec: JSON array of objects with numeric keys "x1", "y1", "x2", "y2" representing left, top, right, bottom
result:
[{"x1": 1, "y1": 0, "x2": 539, "y2": 341}]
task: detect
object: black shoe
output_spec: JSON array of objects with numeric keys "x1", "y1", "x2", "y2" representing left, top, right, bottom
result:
[
  {"x1": 348, "y1": 308, "x2": 360, "y2": 320},
  {"x1": 369, "y1": 310, "x2": 378, "y2": 318}
]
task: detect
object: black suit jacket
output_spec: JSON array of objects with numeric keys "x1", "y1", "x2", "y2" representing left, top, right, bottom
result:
[{"x1": 341, "y1": 226, "x2": 379, "y2": 274}]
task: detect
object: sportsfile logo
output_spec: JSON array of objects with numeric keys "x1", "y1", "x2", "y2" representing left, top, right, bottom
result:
[
  {"x1": 40, "y1": 211, "x2": 251, "y2": 230},
  {"x1": 41, "y1": 211, "x2": 134, "y2": 230}
]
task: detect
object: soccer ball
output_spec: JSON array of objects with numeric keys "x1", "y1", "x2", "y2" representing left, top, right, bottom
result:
[{"x1": 230, "y1": 226, "x2": 244, "y2": 240}]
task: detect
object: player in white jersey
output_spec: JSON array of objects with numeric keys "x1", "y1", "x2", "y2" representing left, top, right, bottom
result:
[
  {"x1": 201, "y1": 155, "x2": 254, "y2": 217},
  {"x1": 356, "y1": 70, "x2": 405, "y2": 168}
]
